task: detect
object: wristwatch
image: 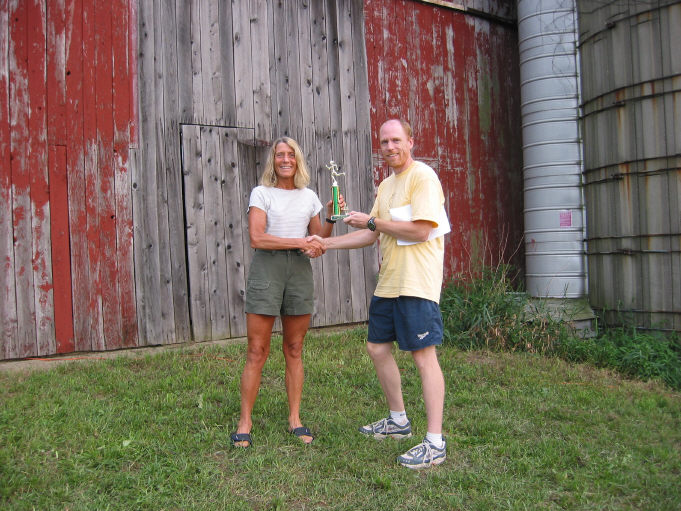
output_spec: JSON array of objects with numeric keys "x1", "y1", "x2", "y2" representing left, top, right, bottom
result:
[{"x1": 367, "y1": 216, "x2": 377, "y2": 231}]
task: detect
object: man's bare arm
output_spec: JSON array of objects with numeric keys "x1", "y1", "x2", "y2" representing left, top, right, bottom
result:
[{"x1": 343, "y1": 211, "x2": 433, "y2": 243}]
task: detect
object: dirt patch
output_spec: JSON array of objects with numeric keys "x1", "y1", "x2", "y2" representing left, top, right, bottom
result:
[
  {"x1": 0, "y1": 337, "x2": 247, "y2": 374},
  {"x1": 0, "y1": 324, "x2": 360, "y2": 374}
]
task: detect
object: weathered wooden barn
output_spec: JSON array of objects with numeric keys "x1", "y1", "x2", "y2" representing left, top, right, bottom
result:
[{"x1": 1, "y1": 0, "x2": 523, "y2": 360}]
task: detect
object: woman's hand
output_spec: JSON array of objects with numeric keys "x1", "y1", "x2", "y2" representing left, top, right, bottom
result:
[
  {"x1": 302, "y1": 236, "x2": 325, "y2": 258},
  {"x1": 326, "y1": 194, "x2": 346, "y2": 217}
]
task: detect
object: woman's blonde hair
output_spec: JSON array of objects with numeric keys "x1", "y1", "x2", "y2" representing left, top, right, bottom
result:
[{"x1": 260, "y1": 137, "x2": 311, "y2": 189}]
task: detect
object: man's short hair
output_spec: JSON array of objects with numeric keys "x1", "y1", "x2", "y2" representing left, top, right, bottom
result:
[{"x1": 398, "y1": 119, "x2": 413, "y2": 138}]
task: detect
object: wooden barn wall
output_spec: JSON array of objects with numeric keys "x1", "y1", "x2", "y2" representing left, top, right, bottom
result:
[
  {"x1": 1, "y1": 0, "x2": 137, "y2": 360},
  {"x1": 134, "y1": 0, "x2": 377, "y2": 345},
  {"x1": 364, "y1": 0, "x2": 524, "y2": 278},
  {"x1": 1, "y1": 0, "x2": 524, "y2": 360}
]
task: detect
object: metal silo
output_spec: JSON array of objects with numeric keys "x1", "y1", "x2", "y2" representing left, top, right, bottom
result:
[
  {"x1": 518, "y1": 0, "x2": 587, "y2": 299},
  {"x1": 578, "y1": 0, "x2": 681, "y2": 332}
]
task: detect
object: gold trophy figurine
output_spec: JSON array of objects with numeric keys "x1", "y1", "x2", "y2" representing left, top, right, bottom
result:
[{"x1": 327, "y1": 160, "x2": 349, "y2": 220}]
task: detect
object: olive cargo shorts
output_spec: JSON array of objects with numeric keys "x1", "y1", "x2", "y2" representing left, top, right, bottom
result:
[{"x1": 245, "y1": 249, "x2": 314, "y2": 316}]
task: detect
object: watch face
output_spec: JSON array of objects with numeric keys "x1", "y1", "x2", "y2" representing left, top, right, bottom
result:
[{"x1": 368, "y1": 217, "x2": 376, "y2": 231}]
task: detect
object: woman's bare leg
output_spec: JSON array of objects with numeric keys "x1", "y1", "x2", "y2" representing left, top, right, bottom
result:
[
  {"x1": 234, "y1": 313, "x2": 276, "y2": 446},
  {"x1": 281, "y1": 313, "x2": 312, "y2": 443}
]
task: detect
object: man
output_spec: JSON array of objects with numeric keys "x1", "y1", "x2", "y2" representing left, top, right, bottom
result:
[{"x1": 313, "y1": 119, "x2": 447, "y2": 469}]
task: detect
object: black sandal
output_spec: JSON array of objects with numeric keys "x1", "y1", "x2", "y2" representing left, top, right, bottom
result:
[
  {"x1": 230, "y1": 432, "x2": 252, "y2": 448},
  {"x1": 289, "y1": 426, "x2": 314, "y2": 444}
]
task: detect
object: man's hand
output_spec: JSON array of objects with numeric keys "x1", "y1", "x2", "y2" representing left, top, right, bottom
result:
[
  {"x1": 343, "y1": 211, "x2": 372, "y2": 229},
  {"x1": 302, "y1": 236, "x2": 325, "y2": 258}
]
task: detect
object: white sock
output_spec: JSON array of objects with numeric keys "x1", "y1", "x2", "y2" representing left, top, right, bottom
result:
[
  {"x1": 390, "y1": 410, "x2": 408, "y2": 425},
  {"x1": 426, "y1": 432, "x2": 444, "y2": 448}
]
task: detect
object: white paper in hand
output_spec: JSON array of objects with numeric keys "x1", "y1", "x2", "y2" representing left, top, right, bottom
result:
[{"x1": 389, "y1": 204, "x2": 451, "y2": 245}]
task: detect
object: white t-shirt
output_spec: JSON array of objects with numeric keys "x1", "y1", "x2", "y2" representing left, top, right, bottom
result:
[{"x1": 249, "y1": 186, "x2": 323, "y2": 238}]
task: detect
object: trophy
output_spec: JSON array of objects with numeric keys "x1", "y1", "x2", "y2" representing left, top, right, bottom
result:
[{"x1": 327, "y1": 160, "x2": 349, "y2": 220}]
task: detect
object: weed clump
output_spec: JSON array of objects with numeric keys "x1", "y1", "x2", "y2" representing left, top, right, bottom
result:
[
  {"x1": 554, "y1": 328, "x2": 681, "y2": 390},
  {"x1": 440, "y1": 263, "x2": 572, "y2": 354}
]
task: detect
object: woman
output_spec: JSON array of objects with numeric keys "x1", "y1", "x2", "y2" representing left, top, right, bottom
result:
[{"x1": 231, "y1": 137, "x2": 341, "y2": 448}]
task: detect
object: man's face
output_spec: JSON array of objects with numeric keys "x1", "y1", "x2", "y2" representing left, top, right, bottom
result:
[{"x1": 379, "y1": 121, "x2": 413, "y2": 172}]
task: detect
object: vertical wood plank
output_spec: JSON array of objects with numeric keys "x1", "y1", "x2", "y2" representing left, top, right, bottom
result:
[
  {"x1": 285, "y1": 0, "x2": 303, "y2": 142},
  {"x1": 221, "y1": 129, "x2": 248, "y2": 337},
  {"x1": 128, "y1": 0, "x2": 138, "y2": 145},
  {"x1": 465, "y1": 18, "x2": 483, "y2": 242},
  {"x1": 201, "y1": 126, "x2": 230, "y2": 339},
  {"x1": 363, "y1": 0, "x2": 382, "y2": 158},
  {"x1": 189, "y1": 0, "x2": 203, "y2": 122},
  {"x1": 294, "y1": 0, "x2": 315, "y2": 166},
  {"x1": 350, "y1": 0, "x2": 378, "y2": 308},
  {"x1": 161, "y1": 0, "x2": 190, "y2": 342},
  {"x1": 444, "y1": 14, "x2": 469, "y2": 269},
  {"x1": 271, "y1": 0, "x2": 288, "y2": 136},
  {"x1": 232, "y1": 0, "x2": 254, "y2": 131},
  {"x1": 250, "y1": 0, "x2": 271, "y2": 142},
  {"x1": 336, "y1": 0, "x2": 367, "y2": 322},
  {"x1": 266, "y1": 1, "x2": 276, "y2": 137},
  {"x1": 83, "y1": 0, "x2": 104, "y2": 350},
  {"x1": 200, "y1": 0, "x2": 222, "y2": 124},
  {"x1": 174, "y1": 0, "x2": 192, "y2": 123},
  {"x1": 46, "y1": 0, "x2": 66, "y2": 146},
  {"x1": 48, "y1": 146, "x2": 74, "y2": 354},
  {"x1": 217, "y1": 0, "x2": 236, "y2": 125},
  {"x1": 311, "y1": 0, "x2": 342, "y2": 327},
  {"x1": 409, "y1": 6, "x2": 438, "y2": 160},
  {"x1": 236, "y1": 135, "x2": 262, "y2": 286},
  {"x1": 181, "y1": 124, "x2": 210, "y2": 341},
  {"x1": 112, "y1": 0, "x2": 137, "y2": 347},
  {"x1": 134, "y1": 0, "x2": 163, "y2": 345},
  {"x1": 0, "y1": 0, "x2": 19, "y2": 359},
  {"x1": 95, "y1": 0, "x2": 123, "y2": 350},
  {"x1": 9, "y1": 0, "x2": 38, "y2": 357},
  {"x1": 47, "y1": 0, "x2": 73, "y2": 354},
  {"x1": 27, "y1": 0, "x2": 55, "y2": 356},
  {"x1": 379, "y1": 0, "x2": 407, "y2": 123},
  {"x1": 430, "y1": 6, "x2": 448, "y2": 225},
  {"x1": 295, "y1": 1, "x2": 326, "y2": 327},
  {"x1": 325, "y1": 0, "x2": 353, "y2": 324},
  {"x1": 152, "y1": 0, "x2": 178, "y2": 344},
  {"x1": 65, "y1": 0, "x2": 91, "y2": 352}
]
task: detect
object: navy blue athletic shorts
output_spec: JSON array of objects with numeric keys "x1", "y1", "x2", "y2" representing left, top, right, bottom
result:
[{"x1": 367, "y1": 295, "x2": 443, "y2": 351}]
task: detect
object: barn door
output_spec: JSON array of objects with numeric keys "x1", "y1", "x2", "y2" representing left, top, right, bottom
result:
[{"x1": 180, "y1": 124, "x2": 254, "y2": 341}]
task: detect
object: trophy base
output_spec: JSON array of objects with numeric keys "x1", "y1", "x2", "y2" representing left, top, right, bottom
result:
[{"x1": 331, "y1": 214, "x2": 349, "y2": 221}]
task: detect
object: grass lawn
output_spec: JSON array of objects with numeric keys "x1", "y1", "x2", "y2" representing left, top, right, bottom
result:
[{"x1": 1, "y1": 327, "x2": 680, "y2": 510}]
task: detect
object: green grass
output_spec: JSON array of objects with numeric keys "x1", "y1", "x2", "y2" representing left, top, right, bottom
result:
[
  {"x1": 2, "y1": 328, "x2": 680, "y2": 510},
  {"x1": 440, "y1": 264, "x2": 681, "y2": 390}
]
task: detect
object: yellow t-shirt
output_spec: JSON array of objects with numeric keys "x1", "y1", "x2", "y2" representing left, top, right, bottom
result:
[{"x1": 370, "y1": 161, "x2": 445, "y2": 303}]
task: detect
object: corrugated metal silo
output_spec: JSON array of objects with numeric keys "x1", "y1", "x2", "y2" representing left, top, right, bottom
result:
[
  {"x1": 578, "y1": 0, "x2": 681, "y2": 331},
  {"x1": 518, "y1": 0, "x2": 587, "y2": 298}
]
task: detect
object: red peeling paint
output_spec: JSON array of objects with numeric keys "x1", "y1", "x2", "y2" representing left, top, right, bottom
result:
[
  {"x1": 1, "y1": 0, "x2": 137, "y2": 359},
  {"x1": 364, "y1": 0, "x2": 523, "y2": 278}
]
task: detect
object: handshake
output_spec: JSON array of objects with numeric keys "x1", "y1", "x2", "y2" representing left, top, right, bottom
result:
[{"x1": 301, "y1": 235, "x2": 326, "y2": 258}]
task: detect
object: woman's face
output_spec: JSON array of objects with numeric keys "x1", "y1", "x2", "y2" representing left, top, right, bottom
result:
[{"x1": 273, "y1": 142, "x2": 297, "y2": 181}]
